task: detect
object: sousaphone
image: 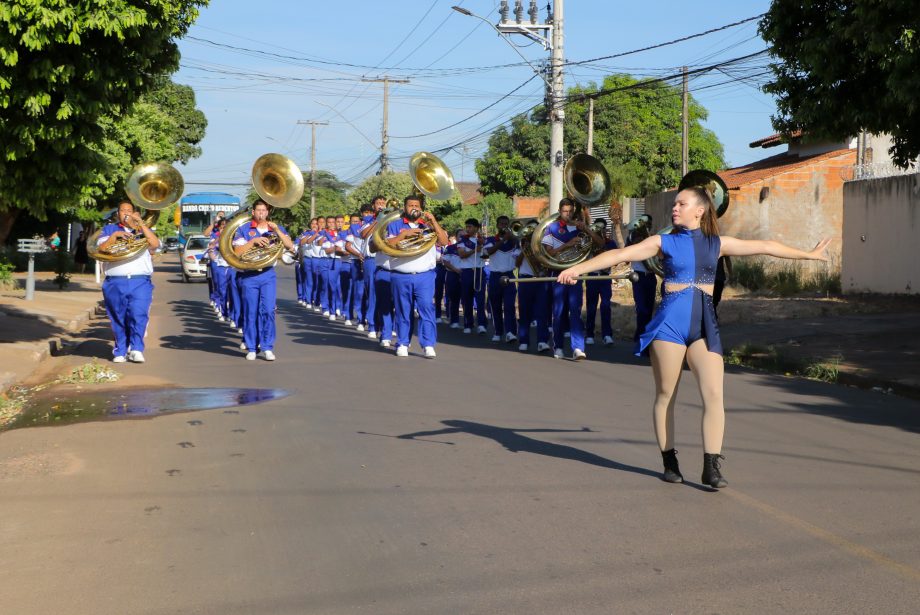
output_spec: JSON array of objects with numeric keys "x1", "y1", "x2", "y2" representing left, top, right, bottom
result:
[
  {"x1": 88, "y1": 162, "x2": 184, "y2": 262},
  {"x1": 219, "y1": 154, "x2": 304, "y2": 270},
  {"x1": 371, "y1": 152, "x2": 454, "y2": 258},
  {"x1": 530, "y1": 153, "x2": 610, "y2": 270}
]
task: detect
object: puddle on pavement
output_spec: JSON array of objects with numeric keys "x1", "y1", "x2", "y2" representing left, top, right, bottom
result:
[{"x1": 8, "y1": 388, "x2": 289, "y2": 430}]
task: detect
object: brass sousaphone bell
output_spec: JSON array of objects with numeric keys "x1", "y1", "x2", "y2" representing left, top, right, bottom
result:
[
  {"x1": 88, "y1": 162, "x2": 184, "y2": 263},
  {"x1": 530, "y1": 153, "x2": 611, "y2": 270},
  {"x1": 643, "y1": 169, "x2": 730, "y2": 276},
  {"x1": 219, "y1": 153, "x2": 304, "y2": 270},
  {"x1": 371, "y1": 151, "x2": 454, "y2": 258}
]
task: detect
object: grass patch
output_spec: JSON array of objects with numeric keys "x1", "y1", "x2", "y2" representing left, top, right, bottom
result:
[
  {"x1": 726, "y1": 344, "x2": 840, "y2": 383},
  {"x1": 730, "y1": 258, "x2": 840, "y2": 296},
  {"x1": 57, "y1": 360, "x2": 121, "y2": 385}
]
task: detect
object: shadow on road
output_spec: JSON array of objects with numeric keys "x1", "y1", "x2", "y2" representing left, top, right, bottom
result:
[
  {"x1": 159, "y1": 299, "x2": 244, "y2": 357},
  {"x1": 394, "y1": 419, "x2": 663, "y2": 480}
]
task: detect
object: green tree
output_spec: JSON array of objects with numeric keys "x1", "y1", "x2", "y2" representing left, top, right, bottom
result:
[
  {"x1": 760, "y1": 1, "x2": 920, "y2": 167},
  {"x1": 0, "y1": 0, "x2": 208, "y2": 242},
  {"x1": 346, "y1": 172, "x2": 416, "y2": 210},
  {"x1": 475, "y1": 74, "x2": 726, "y2": 198},
  {"x1": 430, "y1": 193, "x2": 514, "y2": 235}
]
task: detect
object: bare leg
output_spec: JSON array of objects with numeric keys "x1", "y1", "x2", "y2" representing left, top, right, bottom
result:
[
  {"x1": 686, "y1": 339, "x2": 725, "y2": 454},
  {"x1": 649, "y1": 340, "x2": 687, "y2": 451}
]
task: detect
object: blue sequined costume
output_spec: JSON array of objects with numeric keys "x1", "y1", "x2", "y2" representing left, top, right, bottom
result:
[{"x1": 636, "y1": 227, "x2": 722, "y2": 356}]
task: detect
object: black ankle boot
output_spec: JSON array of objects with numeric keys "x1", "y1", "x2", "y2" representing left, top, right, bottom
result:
[
  {"x1": 702, "y1": 453, "x2": 728, "y2": 488},
  {"x1": 661, "y1": 448, "x2": 683, "y2": 483}
]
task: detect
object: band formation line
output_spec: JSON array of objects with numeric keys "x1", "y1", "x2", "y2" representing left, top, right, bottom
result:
[{"x1": 93, "y1": 152, "x2": 830, "y2": 489}]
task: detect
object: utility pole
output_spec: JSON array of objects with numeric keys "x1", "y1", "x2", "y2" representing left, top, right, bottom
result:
[
  {"x1": 297, "y1": 120, "x2": 328, "y2": 219},
  {"x1": 681, "y1": 66, "x2": 689, "y2": 177},
  {"x1": 586, "y1": 97, "x2": 594, "y2": 156},
  {"x1": 362, "y1": 76, "x2": 409, "y2": 174}
]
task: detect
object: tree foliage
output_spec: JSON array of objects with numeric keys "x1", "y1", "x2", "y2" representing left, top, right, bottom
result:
[
  {"x1": 475, "y1": 74, "x2": 726, "y2": 198},
  {"x1": 760, "y1": 1, "x2": 920, "y2": 167},
  {"x1": 346, "y1": 172, "x2": 416, "y2": 210},
  {"x1": 0, "y1": 0, "x2": 208, "y2": 222}
]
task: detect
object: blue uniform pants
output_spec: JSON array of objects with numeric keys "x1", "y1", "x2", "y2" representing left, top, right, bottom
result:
[
  {"x1": 103, "y1": 275, "x2": 153, "y2": 357},
  {"x1": 362, "y1": 259, "x2": 376, "y2": 329},
  {"x1": 310, "y1": 259, "x2": 322, "y2": 305},
  {"x1": 349, "y1": 260, "x2": 365, "y2": 322},
  {"x1": 213, "y1": 265, "x2": 231, "y2": 318},
  {"x1": 238, "y1": 268, "x2": 277, "y2": 352},
  {"x1": 314, "y1": 258, "x2": 332, "y2": 312},
  {"x1": 434, "y1": 265, "x2": 446, "y2": 319},
  {"x1": 373, "y1": 267, "x2": 394, "y2": 338},
  {"x1": 227, "y1": 268, "x2": 241, "y2": 325},
  {"x1": 488, "y1": 271, "x2": 517, "y2": 337},
  {"x1": 632, "y1": 271, "x2": 657, "y2": 343},
  {"x1": 391, "y1": 269, "x2": 436, "y2": 348},
  {"x1": 553, "y1": 281, "x2": 584, "y2": 351},
  {"x1": 339, "y1": 262, "x2": 353, "y2": 319},
  {"x1": 460, "y1": 268, "x2": 487, "y2": 328},
  {"x1": 325, "y1": 259, "x2": 341, "y2": 314},
  {"x1": 444, "y1": 271, "x2": 461, "y2": 325},
  {"x1": 585, "y1": 277, "x2": 613, "y2": 338},
  {"x1": 516, "y1": 277, "x2": 549, "y2": 345},
  {"x1": 302, "y1": 258, "x2": 315, "y2": 304}
]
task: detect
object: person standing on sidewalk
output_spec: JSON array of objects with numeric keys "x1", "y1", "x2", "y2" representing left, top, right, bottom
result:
[
  {"x1": 97, "y1": 201, "x2": 161, "y2": 364},
  {"x1": 557, "y1": 186, "x2": 830, "y2": 489}
]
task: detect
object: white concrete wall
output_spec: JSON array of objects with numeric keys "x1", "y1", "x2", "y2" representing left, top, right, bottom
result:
[{"x1": 842, "y1": 174, "x2": 920, "y2": 294}]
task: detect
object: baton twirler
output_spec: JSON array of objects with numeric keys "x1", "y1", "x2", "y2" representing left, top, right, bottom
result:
[{"x1": 501, "y1": 271, "x2": 640, "y2": 285}]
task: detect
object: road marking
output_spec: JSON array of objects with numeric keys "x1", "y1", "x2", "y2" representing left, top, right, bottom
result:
[{"x1": 727, "y1": 489, "x2": 920, "y2": 583}]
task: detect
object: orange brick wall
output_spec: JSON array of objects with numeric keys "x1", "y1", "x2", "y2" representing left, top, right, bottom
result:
[
  {"x1": 645, "y1": 151, "x2": 855, "y2": 273},
  {"x1": 514, "y1": 196, "x2": 549, "y2": 219}
]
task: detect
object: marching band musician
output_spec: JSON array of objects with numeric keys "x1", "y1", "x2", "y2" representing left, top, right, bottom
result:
[
  {"x1": 332, "y1": 214, "x2": 350, "y2": 321},
  {"x1": 441, "y1": 230, "x2": 463, "y2": 329},
  {"x1": 513, "y1": 235, "x2": 551, "y2": 354},
  {"x1": 457, "y1": 218, "x2": 488, "y2": 334},
  {"x1": 483, "y1": 215, "x2": 518, "y2": 343},
  {"x1": 369, "y1": 218, "x2": 395, "y2": 350},
  {"x1": 98, "y1": 200, "x2": 161, "y2": 364},
  {"x1": 297, "y1": 218, "x2": 319, "y2": 309},
  {"x1": 207, "y1": 218, "x2": 234, "y2": 325},
  {"x1": 232, "y1": 199, "x2": 294, "y2": 361},
  {"x1": 628, "y1": 214, "x2": 658, "y2": 348},
  {"x1": 385, "y1": 194, "x2": 448, "y2": 357},
  {"x1": 584, "y1": 218, "x2": 617, "y2": 347},
  {"x1": 541, "y1": 198, "x2": 603, "y2": 360},
  {"x1": 344, "y1": 212, "x2": 366, "y2": 328},
  {"x1": 315, "y1": 216, "x2": 336, "y2": 319},
  {"x1": 308, "y1": 217, "x2": 327, "y2": 311},
  {"x1": 357, "y1": 202, "x2": 381, "y2": 335},
  {"x1": 358, "y1": 198, "x2": 387, "y2": 338}
]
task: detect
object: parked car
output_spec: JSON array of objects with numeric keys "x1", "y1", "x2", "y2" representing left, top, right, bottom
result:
[
  {"x1": 163, "y1": 237, "x2": 180, "y2": 253},
  {"x1": 181, "y1": 235, "x2": 210, "y2": 282}
]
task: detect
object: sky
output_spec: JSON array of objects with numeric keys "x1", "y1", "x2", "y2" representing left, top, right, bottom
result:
[{"x1": 175, "y1": 0, "x2": 777, "y2": 201}]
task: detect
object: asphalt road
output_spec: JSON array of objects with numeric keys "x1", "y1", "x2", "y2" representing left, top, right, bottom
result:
[{"x1": 2, "y1": 257, "x2": 919, "y2": 614}]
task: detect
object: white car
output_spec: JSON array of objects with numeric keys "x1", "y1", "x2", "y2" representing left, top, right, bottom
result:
[{"x1": 181, "y1": 235, "x2": 211, "y2": 282}]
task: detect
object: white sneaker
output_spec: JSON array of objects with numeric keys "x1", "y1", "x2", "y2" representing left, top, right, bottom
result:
[
  {"x1": 313, "y1": 307, "x2": 321, "y2": 312},
  {"x1": 329, "y1": 314, "x2": 336, "y2": 321},
  {"x1": 518, "y1": 343, "x2": 528, "y2": 352},
  {"x1": 305, "y1": 303, "x2": 312, "y2": 309},
  {"x1": 573, "y1": 348, "x2": 587, "y2": 361},
  {"x1": 586, "y1": 337, "x2": 595, "y2": 345},
  {"x1": 356, "y1": 324, "x2": 365, "y2": 332},
  {"x1": 537, "y1": 342, "x2": 551, "y2": 353},
  {"x1": 344, "y1": 320, "x2": 352, "y2": 326},
  {"x1": 563, "y1": 331, "x2": 570, "y2": 338},
  {"x1": 396, "y1": 345, "x2": 409, "y2": 357},
  {"x1": 240, "y1": 342, "x2": 247, "y2": 351},
  {"x1": 263, "y1": 350, "x2": 276, "y2": 361},
  {"x1": 450, "y1": 322, "x2": 461, "y2": 329},
  {"x1": 505, "y1": 332, "x2": 518, "y2": 343},
  {"x1": 245, "y1": 352, "x2": 256, "y2": 361},
  {"x1": 322, "y1": 310, "x2": 330, "y2": 316},
  {"x1": 113, "y1": 355, "x2": 126, "y2": 363},
  {"x1": 463, "y1": 327, "x2": 471, "y2": 334},
  {"x1": 553, "y1": 348, "x2": 564, "y2": 359},
  {"x1": 491, "y1": 335, "x2": 501, "y2": 342},
  {"x1": 424, "y1": 346, "x2": 436, "y2": 358},
  {"x1": 603, "y1": 335, "x2": 614, "y2": 346},
  {"x1": 435, "y1": 317, "x2": 443, "y2": 324},
  {"x1": 298, "y1": 300, "x2": 304, "y2": 305},
  {"x1": 477, "y1": 325, "x2": 487, "y2": 334},
  {"x1": 380, "y1": 339, "x2": 391, "y2": 349},
  {"x1": 391, "y1": 331, "x2": 397, "y2": 338},
  {"x1": 218, "y1": 315, "x2": 225, "y2": 322},
  {"x1": 531, "y1": 320, "x2": 537, "y2": 328},
  {"x1": 229, "y1": 321, "x2": 236, "y2": 328},
  {"x1": 238, "y1": 328, "x2": 244, "y2": 334},
  {"x1": 128, "y1": 350, "x2": 145, "y2": 363},
  {"x1": 368, "y1": 331, "x2": 378, "y2": 339}
]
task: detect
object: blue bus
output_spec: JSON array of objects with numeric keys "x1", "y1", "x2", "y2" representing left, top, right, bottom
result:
[{"x1": 178, "y1": 192, "x2": 241, "y2": 243}]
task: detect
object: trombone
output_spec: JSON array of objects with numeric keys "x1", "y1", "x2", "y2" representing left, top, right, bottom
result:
[{"x1": 500, "y1": 270, "x2": 639, "y2": 286}]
